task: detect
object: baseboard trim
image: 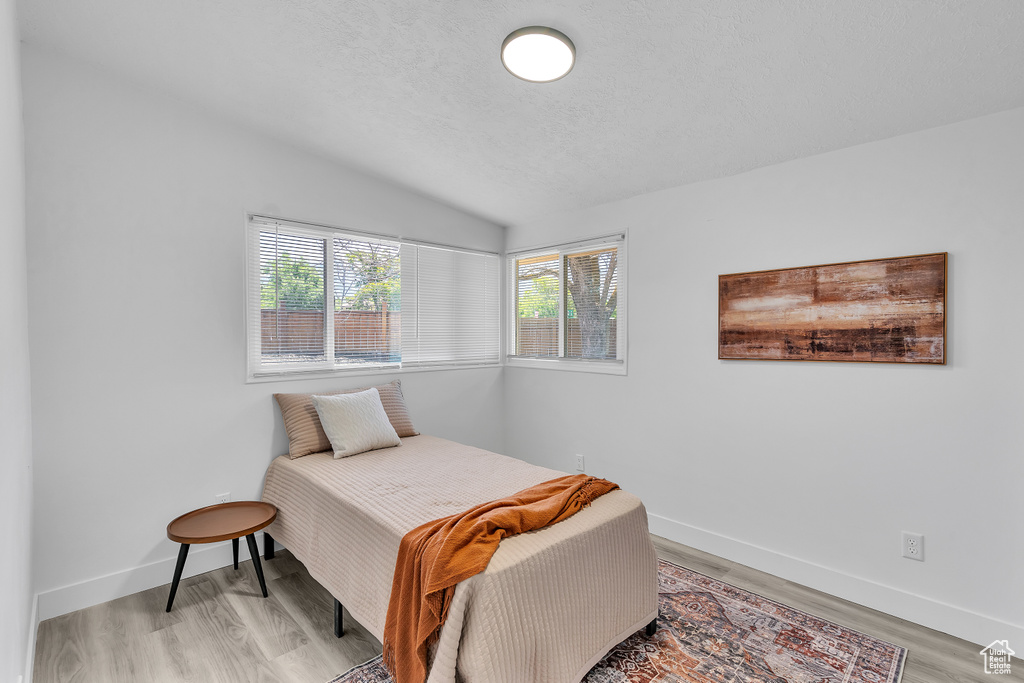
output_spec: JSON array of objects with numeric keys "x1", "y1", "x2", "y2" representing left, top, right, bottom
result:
[
  {"x1": 31, "y1": 517, "x2": 1022, "y2": 653},
  {"x1": 648, "y1": 512, "x2": 1024, "y2": 649},
  {"x1": 23, "y1": 592, "x2": 38, "y2": 683},
  {"x1": 36, "y1": 531, "x2": 277, "y2": 622}
]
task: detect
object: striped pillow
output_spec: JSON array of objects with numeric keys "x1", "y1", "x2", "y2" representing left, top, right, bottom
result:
[{"x1": 274, "y1": 380, "x2": 419, "y2": 459}]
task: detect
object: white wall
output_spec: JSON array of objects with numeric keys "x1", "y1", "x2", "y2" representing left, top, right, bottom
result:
[
  {"x1": 20, "y1": 34, "x2": 1023, "y2": 656},
  {"x1": 0, "y1": 1, "x2": 34, "y2": 680},
  {"x1": 506, "y1": 108, "x2": 1024, "y2": 647},
  {"x1": 22, "y1": 45, "x2": 505, "y2": 620}
]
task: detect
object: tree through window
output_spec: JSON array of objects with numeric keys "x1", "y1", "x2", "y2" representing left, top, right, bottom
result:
[{"x1": 565, "y1": 246, "x2": 618, "y2": 360}]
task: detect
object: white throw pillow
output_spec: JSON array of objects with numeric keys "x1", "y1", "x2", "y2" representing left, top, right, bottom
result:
[{"x1": 311, "y1": 388, "x2": 401, "y2": 458}]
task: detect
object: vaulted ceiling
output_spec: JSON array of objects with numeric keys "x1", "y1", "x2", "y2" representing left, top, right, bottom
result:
[{"x1": 18, "y1": 1, "x2": 1024, "y2": 225}]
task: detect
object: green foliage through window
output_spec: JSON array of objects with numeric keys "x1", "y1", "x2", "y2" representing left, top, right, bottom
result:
[
  {"x1": 336, "y1": 242, "x2": 401, "y2": 312},
  {"x1": 261, "y1": 252, "x2": 325, "y2": 310}
]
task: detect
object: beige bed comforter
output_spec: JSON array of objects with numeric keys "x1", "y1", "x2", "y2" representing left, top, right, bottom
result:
[{"x1": 261, "y1": 435, "x2": 658, "y2": 683}]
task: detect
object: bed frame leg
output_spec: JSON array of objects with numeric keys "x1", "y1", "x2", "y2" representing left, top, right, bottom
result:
[
  {"x1": 645, "y1": 617, "x2": 657, "y2": 637},
  {"x1": 334, "y1": 598, "x2": 344, "y2": 638},
  {"x1": 264, "y1": 532, "x2": 275, "y2": 560}
]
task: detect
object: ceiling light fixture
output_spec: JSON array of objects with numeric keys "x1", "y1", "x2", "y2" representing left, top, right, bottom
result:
[{"x1": 501, "y1": 26, "x2": 576, "y2": 83}]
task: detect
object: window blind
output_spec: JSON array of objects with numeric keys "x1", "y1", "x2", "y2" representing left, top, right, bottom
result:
[
  {"x1": 402, "y1": 245, "x2": 501, "y2": 366},
  {"x1": 513, "y1": 252, "x2": 560, "y2": 357},
  {"x1": 564, "y1": 245, "x2": 619, "y2": 360},
  {"x1": 247, "y1": 216, "x2": 500, "y2": 379},
  {"x1": 332, "y1": 235, "x2": 402, "y2": 366},
  {"x1": 257, "y1": 230, "x2": 327, "y2": 368},
  {"x1": 507, "y1": 234, "x2": 626, "y2": 368}
]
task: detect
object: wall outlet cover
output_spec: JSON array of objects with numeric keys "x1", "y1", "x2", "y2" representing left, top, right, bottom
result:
[{"x1": 902, "y1": 531, "x2": 924, "y2": 561}]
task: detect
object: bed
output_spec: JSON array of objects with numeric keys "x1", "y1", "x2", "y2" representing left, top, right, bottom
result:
[{"x1": 261, "y1": 432, "x2": 658, "y2": 683}]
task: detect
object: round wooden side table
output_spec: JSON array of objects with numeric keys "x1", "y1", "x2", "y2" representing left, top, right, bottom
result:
[{"x1": 165, "y1": 501, "x2": 277, "y2": 612}]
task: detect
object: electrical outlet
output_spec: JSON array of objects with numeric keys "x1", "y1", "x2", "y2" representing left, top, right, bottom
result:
[
  {"x1": 575, "y1": 454, "x2": 585, "y2": 472},
  {"x1": 215, "y1": 492, "x2": 231, "y2": 505},
  {"x1": 902, "y1": 531, "x2": 924, "y2": 561}
]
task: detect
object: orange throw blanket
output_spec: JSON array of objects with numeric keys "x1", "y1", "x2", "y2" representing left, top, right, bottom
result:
[{"x1": 381, "y1": 474, "x2": 619, "y2": 683}]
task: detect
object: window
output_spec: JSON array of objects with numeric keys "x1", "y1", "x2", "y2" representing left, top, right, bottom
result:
[
  {"x1": 507, "y1": 234, "x2": 626, "y2": 373},
  {"x1": 247, "y1": 215, "x2": 500, "y2": 379}
]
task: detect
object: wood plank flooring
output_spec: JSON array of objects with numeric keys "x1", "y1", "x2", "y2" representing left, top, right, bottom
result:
[
  {"x1": 33, "y1": 549, "x2": 380, "y2": 683},
  {"x1": 33, "y1": 536, "x2": 1020, "y2": 682}
]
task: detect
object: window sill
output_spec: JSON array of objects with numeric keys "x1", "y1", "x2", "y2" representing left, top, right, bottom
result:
[
  {"x1": 504, "y1": 356, "x2": 627, "y2": 376},
  {"x1": 246, "y1": 361, "x2": 500, "y2": 384}
]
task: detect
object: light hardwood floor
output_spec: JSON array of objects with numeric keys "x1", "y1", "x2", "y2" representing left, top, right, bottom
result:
[{"x1": 33, "y1": 536, "x2": 1020, "y2": 683}]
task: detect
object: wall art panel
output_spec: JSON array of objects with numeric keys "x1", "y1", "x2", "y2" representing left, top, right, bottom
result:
[{"x1": 719, "y1": 253, "x2": 946, "y2": 363}]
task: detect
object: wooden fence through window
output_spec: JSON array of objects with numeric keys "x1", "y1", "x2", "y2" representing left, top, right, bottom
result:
[
  {"x1": 516, "y1": 318, "x2": 617, "y2": 358},
  {"x1": 261, "y1": 309, "x2": 400, "y2": 360},
  {"x1": 261, "y1": 311, "x2": 616, "y2": 361}
]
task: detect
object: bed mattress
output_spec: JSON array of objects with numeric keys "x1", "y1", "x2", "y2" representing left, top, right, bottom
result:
[{"x1": 261, "y1": 434, "x2": 658, "y2": 683}]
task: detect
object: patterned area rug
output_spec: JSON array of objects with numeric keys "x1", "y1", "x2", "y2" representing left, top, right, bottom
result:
[{"x1": 328, "y1": 559, "x2": 907, "y2": 683}]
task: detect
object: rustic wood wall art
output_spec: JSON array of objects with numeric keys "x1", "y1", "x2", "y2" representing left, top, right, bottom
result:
[{"x1": 719, "y1": 253, "x2": 946, "y2": 364}]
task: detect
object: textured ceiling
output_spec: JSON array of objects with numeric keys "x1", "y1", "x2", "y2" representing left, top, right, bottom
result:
[{"x1": 17, "y1": 1, "x2": 1024, "y2": 225}]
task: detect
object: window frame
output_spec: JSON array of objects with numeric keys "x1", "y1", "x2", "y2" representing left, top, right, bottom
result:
[
  {"x1": 246, "y1": 214, "x2": 501, "y2": 383},
  {"x1": 506, "y1": 233, "x2": 627, "y2": 376}
]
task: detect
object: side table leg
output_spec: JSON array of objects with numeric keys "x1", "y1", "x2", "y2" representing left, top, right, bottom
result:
[
  {"x1": 232, "y1": 537, "x2": 239, "y2": 570},
  {"x1": 246, "y1": 533, "x2": 268, "y2": 598},
  {"x1": 166, "y1": 543, "x2": 190, "y2": 612}
]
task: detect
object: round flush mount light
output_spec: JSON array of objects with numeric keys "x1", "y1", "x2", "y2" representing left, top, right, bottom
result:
[{"x1": 501, "y1": 26, "x2": 576, "y2": 83}]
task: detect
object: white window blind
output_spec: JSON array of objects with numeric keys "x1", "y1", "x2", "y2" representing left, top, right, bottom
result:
[
  {"x1": 564, "y1": 244, "x2": 620, "y2": 360},
  {"x1": 332, "y1": 234, "x2": 402, "y2": 366},
  {"x1": 247, "y1": 216, "x2": 500, "y2": 379},
  {"x1": 401, "y1": 245, "x2": 501, "y2": 367},
  {"x1": 514, "y1": 252, "x2": 561, "y2": 357},
  {"x1": 507, "y1": 234, "x2": 626, "y2": 372},
  {"x1": 258, "y1": 230, "x2": 328, "y2": 368}
]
